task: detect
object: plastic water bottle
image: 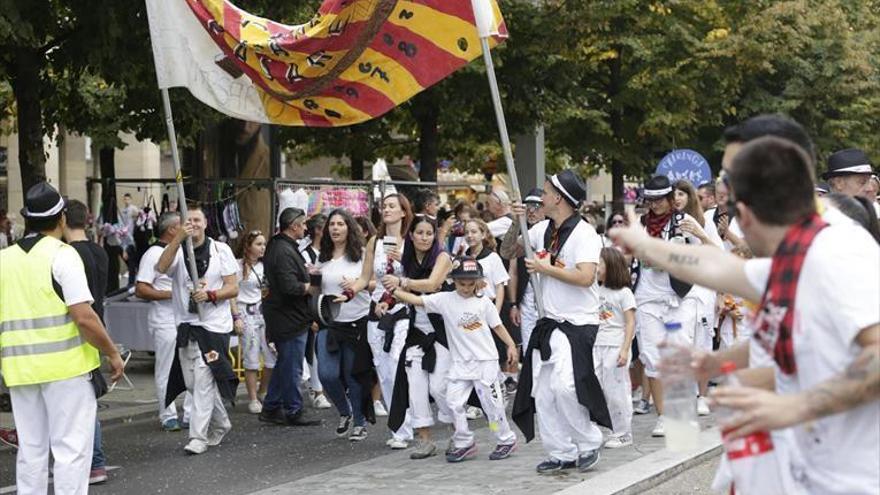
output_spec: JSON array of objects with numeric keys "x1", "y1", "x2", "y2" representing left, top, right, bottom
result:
[
  {"x1": 660, "y1": 321, "x2": 700, "y2": 451},
  {"x1": 716, "y1": 362, "x2": 785, "y2": 495}
]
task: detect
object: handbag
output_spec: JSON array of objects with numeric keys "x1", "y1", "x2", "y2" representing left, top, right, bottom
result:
[{"x1": 90, "y1": 369, "x2": 109, "y2": 399}]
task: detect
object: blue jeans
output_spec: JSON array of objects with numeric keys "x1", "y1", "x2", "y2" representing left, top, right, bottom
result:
[
  {"x1": 91, "y1": 417, "x2": 105, "y2": 469},
  {"x1": 316, "y1": 329, "x2": 365, "y2": 426},
  {"x1": 263, "y1": 332, "x2": 308, "y2": 417}
]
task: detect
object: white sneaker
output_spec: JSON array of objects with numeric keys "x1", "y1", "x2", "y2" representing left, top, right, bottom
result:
[
  {"x1": 248, "y1": 400, "x2": 263, "y2": 414},
  {"x1": 184, "y1": 439, "x2": 208, "y2": 455},
  {"x1": 604, "y1": 434, "x2": 633, "y2": 449},
  {"x1": 696, "y1": 396, "x2": 711, "y2": 416},
  {"x1": 465, "y1": 406, "x2": 483, "y2": 420},
  {"x1": 313, "y1": 393, "x2": 332, "y2": 409},
  {"x1": 651, "y1": 416, "x2": 665, "y2": 437},
  {"x1": 388, "y1": 438, "x2": 409, "y2": 449},
  {"x1": 207, "y1": 426, "x2": 230, "y2": 447},
  {"x1": 633, "y1": 399, "x2": 651, "y2": 415},
  {"x1": 374, "y1": 400, "x2": 388, "y2": 417}
]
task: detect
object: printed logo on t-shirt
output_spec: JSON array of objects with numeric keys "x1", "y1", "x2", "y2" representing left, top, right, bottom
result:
[
  {"x1": 598, "y1": 296, "x2": 613, "y2": 321},
  {"x1": 458, "y1": 312, "x2": 483, "y2": 332}
]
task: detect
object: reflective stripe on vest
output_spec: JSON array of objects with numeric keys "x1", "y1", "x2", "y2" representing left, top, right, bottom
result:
[{"x1": 0, "y1": 236, "x2": 100, "y2": 386}]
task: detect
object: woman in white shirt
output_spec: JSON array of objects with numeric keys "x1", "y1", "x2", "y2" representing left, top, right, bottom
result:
[
  {"x1": 315, "y1": 209, "x2": 373, "y2": 442},
  {"x1": 231, "y1": 231, "x2": 273, "y2": 414}
]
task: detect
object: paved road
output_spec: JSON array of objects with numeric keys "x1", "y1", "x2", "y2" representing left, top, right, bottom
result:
[{"x1": 643, "y1": 455, "x2": 721, "y2": 495}]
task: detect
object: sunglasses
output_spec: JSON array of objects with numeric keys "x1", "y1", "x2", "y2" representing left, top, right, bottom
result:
[{"x1": 525, "y1": 203, "x2": 541, "y2": 212}]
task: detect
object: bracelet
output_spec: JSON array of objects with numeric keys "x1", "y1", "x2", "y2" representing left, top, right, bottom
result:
[
  {"x1": 510, "y1": 303, "x2": 518, "y2": 308},
  {"x1": 207, "y1": 290, "x2": 218, "y2": 305},
  {"x1": 400, "y1": 277, "x2": 409, "y2": 289},
  {"x1": 342, "y1": 289, "x2": 355, "y2": 301}
]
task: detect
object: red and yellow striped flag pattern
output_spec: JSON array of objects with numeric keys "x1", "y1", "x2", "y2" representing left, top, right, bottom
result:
[{"x1": 185, "y1": 0, "x2": 507, "y2": 127}]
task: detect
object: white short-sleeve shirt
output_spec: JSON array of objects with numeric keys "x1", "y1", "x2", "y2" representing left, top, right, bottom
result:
[
  {"x1": 422, "y1": 291, "x2": 502, "y2": 364},
  {"x1": 596, "y1": 286, "x2": 636, "y2": 347},
  {"x1": 52, "y1": 244, "x2": 94, "y2": 307},
  {"x1": 236, "y1": 260, "x2": 264, "y2": 305},
  {"x1": 743, "y1": 224, "x2": 880, "y2": 495},
  {"x1": 476, "y1": 251, "x2": 509, "y2": 301},
  {"x1": 488, "y1": 216, "x2": 513, "y2": 239},
  {"x1": 167, "y1": 239, "x2": 238, "y2": 334},
  {"x1": 319, "y1": 255, "x2": 371, "y2": 322},
  {"x1": 527, "y1": 218, "x2": 602, "y2": 325},
  {"x1": 137, "y1": 244, "x2": 174, "y2": 327}
]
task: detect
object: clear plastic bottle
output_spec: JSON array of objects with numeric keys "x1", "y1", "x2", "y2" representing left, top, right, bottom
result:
[
  {"x1": 716, "y1": 362, "x2": 785, "y2": 495},
  {"x1": 659, "y1": 321, "x2": 700, "y2": 451}
]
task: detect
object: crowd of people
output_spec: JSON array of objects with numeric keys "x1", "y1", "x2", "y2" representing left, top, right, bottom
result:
[{"x1": 1, "y1": 113, "x2": 878, "y2": 494}]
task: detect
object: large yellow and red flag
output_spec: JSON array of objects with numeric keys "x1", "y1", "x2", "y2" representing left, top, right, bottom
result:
[{"x1": 145, "y1": 0, "x2": 507, "y2": 127}]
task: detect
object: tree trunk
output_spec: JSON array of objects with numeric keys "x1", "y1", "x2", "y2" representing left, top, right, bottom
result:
[
  {"x1": 99, "y1": 147, "x2": 117, "y2": 223},
  {"x1": 11, "y1": 48, "x2": 46, "y2": 193},
  {"x1": 608, "y1": 45, "x2": 624, "y2": 211},
  {"x1": 412, "y1": 89, "x2": 440, "y2": 183},
  {"x1": 350, "y1": 149, "x2": 365, "y2": 180}
]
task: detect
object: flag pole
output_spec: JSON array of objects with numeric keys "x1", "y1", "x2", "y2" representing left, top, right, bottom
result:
[
  {"x1": 476, "y1": 32, "x2": 546, "y2": 319},
  {"x1": 160, "y1": 88, "x2": 205, "y2": 321}
]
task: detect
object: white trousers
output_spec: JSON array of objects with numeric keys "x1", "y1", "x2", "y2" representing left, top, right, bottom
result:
[
  {"x1": 636, "y1": 299, "x2": 698, "y2": 378},
  {"x1": 367, "y1": 317, "x2": 412, "y2": 440},
  {"x1": 179, "y1": 340, "x2": 231, "y2": 445},
  {"x1": 241, "y1": 310, "x2": 275, "y2": 370},
  {"x1": 532, "y1": 331, "x2": 603, "y2": 462},
  {"x1": 153, "y1": 323, "x2": 192, "y2": 424},
  {"x1": 405, "y1": 342, "x2": 452, "y2": 428},
  {"x1": 447, "y1": 376, "x2": 515, "y2": 449},
  {"x1": 10, "y1": 374, "x2": 96, "y2": 495},
  {"x1": 520, "y1": 296, "x2": 538, "y2": 350},
  {"x1": 593, "y1": 345, "x2": 633, "y2": 437}
]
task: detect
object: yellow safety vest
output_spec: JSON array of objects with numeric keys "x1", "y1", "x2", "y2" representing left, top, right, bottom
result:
[{"x1": 0, "y1": 235, "x2": 100, "y2": 386}]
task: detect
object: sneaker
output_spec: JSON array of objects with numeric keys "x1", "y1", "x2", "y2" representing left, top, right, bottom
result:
[
  {"x1": 207, "y1": 426, "x2": 230, "y2": 446},
  {"x1": 374, "y1": 400, "x2": 388, "y2": 417},
  {"x1": 410, "y1": 440, "x2": 437, "y2": 459},
  {"x1": 387, "y1": 438, "x2": 408, "y2": 449},
  {"x1": 184, "y1": 439, "x2": 208, "y2": 455},
  {"x1": 0, "y1": 428, "x2": 19, "y2": 449},
  {"x1": 445, "y1": 443, "x2": 476, "y2": 463},
  {"x1": 504, "y1": 377, "x2": 518, "y2": 395},
  {"x1": 577, "y1": 449, "x2": 600, "y2": 472},
  {"x1": 697, "y1": 396, "x2": 711, "y2": 416},
  {"x1": 633, "y1": 399, "x2": 651, "y2": 415},
  {"x1": 465, "y1": 406, "x2": 483, "y2": 420},
  {"x1": 651, "y1": 416, "x2": 665, "y2": 437},
  {"x1": 89, "y1": 467, "x2": 108, "y2": 485},
  {"x1": 604, "y1": 434, "x2": 633, "y2": 449},
  {"x1": 313, "y1": 393, "x2": 332, "y2": 409},
  {"x1": 445, "y1": 437, "x2": 455, "y2": 455},
  {"x1": 536, "y1": 458, "x2": 576, "y2": 474},
  {"x1": 259, "y1": 408, "x2": 287, "y2": 426},
  {"x1": 336, "y1": 415, "x2": 353, "y2": 438},
  {"x1": 162, "y1": 418, "x2": 181, "y2": 432},
  {"x1": 248, "y1": 400, "x2": 263, "y2": 414},
  {"x1": 181, "y1": 420, "x2": 190, "y2": 429},
  {"x1": 286, "y1": 410, "x2": 322, "y2": 426},
  {"x1": 349, "y1": 425, "x2": 368, "y2": 442},
  {"x1": 489, "y1": 441, "x2": 517, "y2": 460}
]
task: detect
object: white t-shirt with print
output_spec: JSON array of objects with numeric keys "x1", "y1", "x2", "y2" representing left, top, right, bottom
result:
[
  {"x1": 527, "y1": 218, "x2": 602, "y2": 325},
  {"x1": 167, "y1": 239, "x2": 238, "y2": 334},
  {"x1": 371, "y1": 238, "x2": 405, "y2": 314},
  {"x1": 137, "y1": 244, "x2": 175, "y2": 327},
  {"x1": 236, "y1": 260, "x2": 264, "y2": 305},
  {"x1": 744, "y1": 223, "x2": 880, "y2": 495},
  {"x1": 635, "y1": 213, "x2": 704, "y2": 306},
  {"x1": 596, "y1": 286, "x2": 636, "y2": 347},
  {"x1": 319, "y1": 255, "x2": 371, "y2": 322},
  {"x1": 476, "y1": 251, "x2": 509, "y2": 301},
  {"x1": 422, "y1": 291, "x2": 502, "y2": 366}
]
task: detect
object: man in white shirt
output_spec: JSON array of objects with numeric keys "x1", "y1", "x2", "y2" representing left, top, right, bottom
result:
[
  {"x1": 610, "y1": 136, "x2": 880, "y2": 495},
  {"x1": 487, "y1": 188, "x2": 513, "y2": 241},
  {"x1": 136, "y1": 211, "x2": 192, "y2": 431},
  {"x1": 156, "y1": 205, "x2": 239, "y2": 455}
]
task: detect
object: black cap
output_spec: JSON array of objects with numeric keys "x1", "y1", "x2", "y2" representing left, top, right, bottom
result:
[
  {"x1": 546, "y1": 169, "x2": 586, "y2": 208},
  {"x1": 21, "y1": 181, "x2": 65, "y2": 219},
  {"x1": 449, "y1": 256, "x2": 484, "y2": 279},
  {"x1": 815, "y1": 182, "x2": 830, "y2": 195},
  {"x1": 524, "y1": 187, "x2": 543, "y2": 204},
  {"x1": 823, "y1": 148, "x2": 873, "y2": 180},
  {"x1": 309, "y1": 293, "x2": 342, "y2": 326},
  {"x1": 643, "y1": 175, "x2": 673, "y2": 198}
]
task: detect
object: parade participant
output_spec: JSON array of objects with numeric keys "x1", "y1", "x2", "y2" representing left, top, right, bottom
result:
[
  {"x1": 394, "y1": 257, "x2": 519, "y2": 462},
  {"x1": 594, "y1": 247, "x2": 636, "y2": 448},
  {"x1": 315, "y1": 209, "x2": 375, "y2": 442},
  {"x1": 383, "y1": 215, "x2": 454, "y2": 459},
  {"x1": 231, "y1": 230, "x2": 274, "y2": 414},
  {"x1": 610, "y1": 136, "x2": 880, "y2": 495},
  {"x1": 136, "y1": 211, "x2": 192, "y2": 431},
  {"x1": 347, "y1": 194, "x2": 414, "y2": 446},
  {"x1": 157, "y1": 205, "x2": 239, "y2": 455},
  {"x1": 299, "y1": 214, "x2": 332, "y2": 410},
  {"x1": 509, "y1": 170, "x2": 612, "y2": 475},
  {"x1": 824, "y1": 193, "x2": 880, "y2": 244},
  {"x1": 486, "y1": 188, "x2": 514, "y2": 242},
  {"x1": 823, "y1": 148, "x2": 874, "y2": 198},
  {"x1": 1, "y1": 182, "x2": 124, "y2": 493},
  {"x1": 446, "y1": 201, "x2": 474, "y2": 256},
  {"x1": 258, "y1": 207, "x2": 321, "y2": 427},
  {"x1": 464, "y1": 218, "x2": 508, "y2": 315},
  {"x1": 697, "y1": 182, "x2": 717, "y2": 212}
]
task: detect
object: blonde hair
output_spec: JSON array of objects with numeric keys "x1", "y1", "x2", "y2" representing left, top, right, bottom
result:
[{"x1": 466, "y1": 218, "x2": 496, "y2": 251}]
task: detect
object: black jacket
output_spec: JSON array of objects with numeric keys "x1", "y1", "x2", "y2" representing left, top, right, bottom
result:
[{"x1": 262, "y1": 233, "x2": 311, "y2": 343}]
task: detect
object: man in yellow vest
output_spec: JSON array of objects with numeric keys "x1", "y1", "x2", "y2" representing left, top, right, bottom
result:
[{"x1": 0, "y1": 182, "x2": 124, "y2": 494}]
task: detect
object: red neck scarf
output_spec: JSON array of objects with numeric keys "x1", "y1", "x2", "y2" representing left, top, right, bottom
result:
[
  {"x1": 643, "y1": 210, "x2": 673, "y2": 238},
  {"x1": 753, "y1": 213, "x2": 828, "y2": 375}
]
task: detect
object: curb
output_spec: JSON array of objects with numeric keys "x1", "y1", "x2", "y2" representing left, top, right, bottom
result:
[{"x1": 556, "y1": 427, "x2": 723, "y2": 495}]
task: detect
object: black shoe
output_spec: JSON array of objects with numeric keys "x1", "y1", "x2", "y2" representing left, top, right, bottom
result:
[
  {"x1": 286, "y1": 410, "x2": 322, "y2": 426},
  {"x1": 577, "y1": 449, "x2": 600, "y2": 473},
  {"x1": 336, "y1": 415, "x2": 353, "y2": 437},
  {"x1": 536, "y1": 458, "x2": 576, "y2": 474},
  {"x1": 258, "y1": 408, "x2": 286, "y2": 425}
]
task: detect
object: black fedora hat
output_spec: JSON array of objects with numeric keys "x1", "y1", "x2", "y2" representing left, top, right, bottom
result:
[
  {"x1": 449, "y1": 256, "x2": 484, "y2": 279},
  {"x1": 823, "y1": 148, "x2": 873, "y2": 180},
  {"x1": 21, "y1": 181, "x2": 65, "y2": 219},
  {"x1": 643, "y1": 175, "x2": 673, "y2": 198},
  {"x1": 524, "y1": 187, "x2": 543, "y2": 204},
  {"x1": 309, "y1": 293, "x2": 342, "y2": 327},
  {"x1": 546, "y1": 169, "x2": 586, "y2": 208}
]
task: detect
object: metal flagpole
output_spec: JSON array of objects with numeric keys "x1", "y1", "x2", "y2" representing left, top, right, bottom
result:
[
  {"x1": 476, "y1": 22, "x2": 546, "y2": 318},
  {"x1": 161, "y1": 88, "x2": 205, "y2": 320}
]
